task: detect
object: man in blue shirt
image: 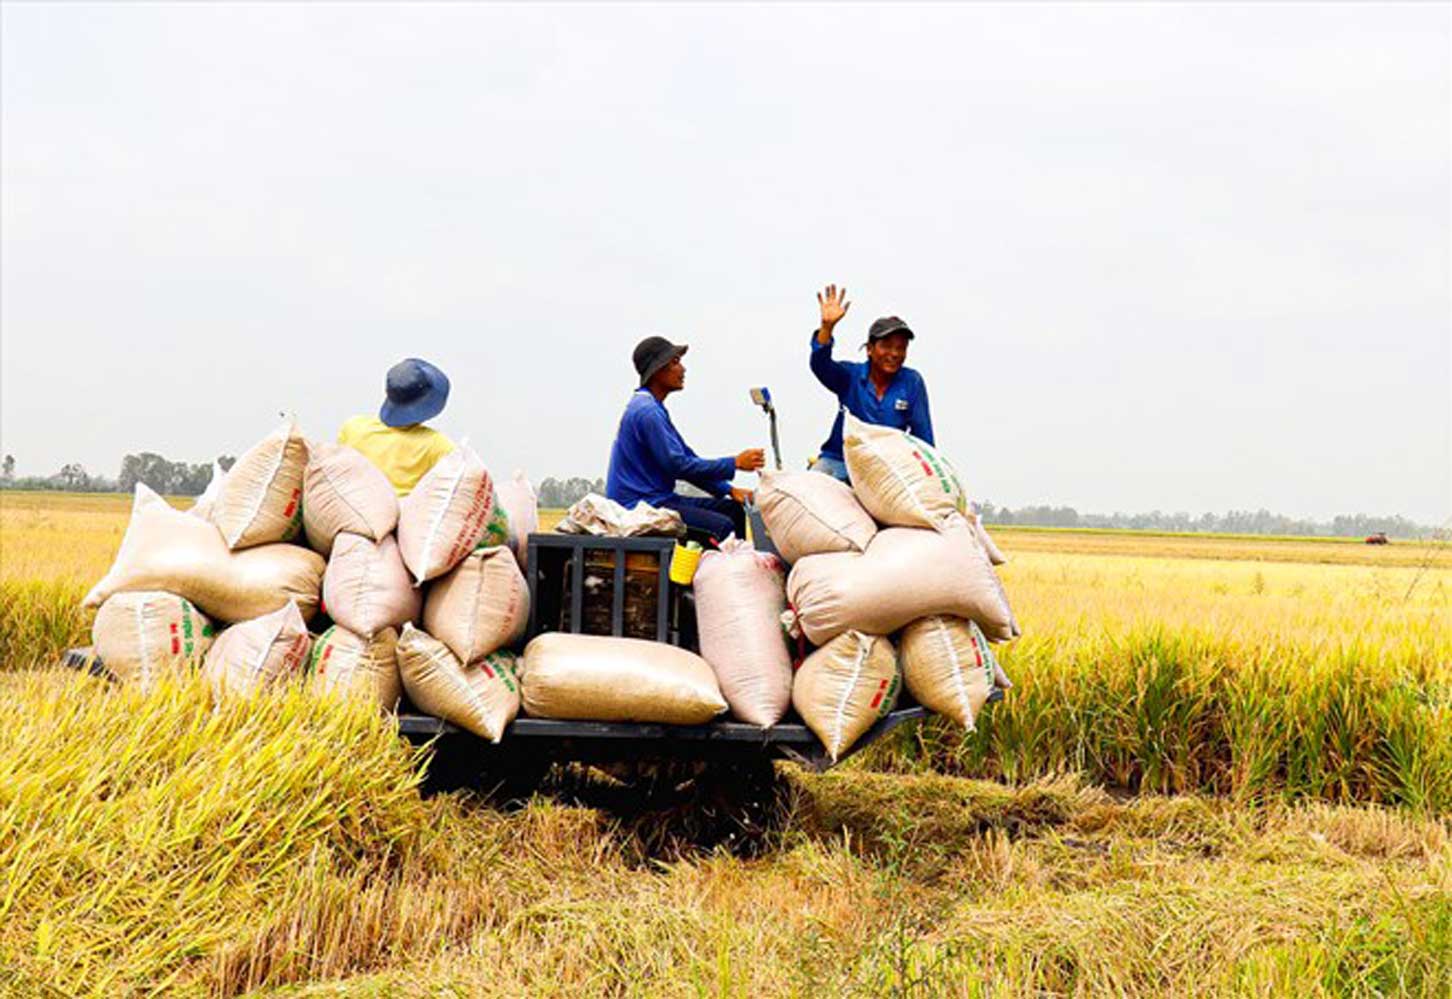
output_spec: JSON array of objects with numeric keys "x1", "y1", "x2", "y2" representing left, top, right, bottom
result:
[
  {"x1": 606, "y1": 336, "x2": 765, "y2": 542},
  {"x1": 807, "y1": 284, "x2": 935, "y2": 482}
]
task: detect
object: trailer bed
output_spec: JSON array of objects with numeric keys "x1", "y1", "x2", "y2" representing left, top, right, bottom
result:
[{"x1": 62, "y1": 646, "x2": 997, "y2": 772}]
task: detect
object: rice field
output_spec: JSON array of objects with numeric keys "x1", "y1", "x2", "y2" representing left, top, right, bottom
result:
[{"x1": 0, "y1": 490, "x2": 1448, "y2": 996}]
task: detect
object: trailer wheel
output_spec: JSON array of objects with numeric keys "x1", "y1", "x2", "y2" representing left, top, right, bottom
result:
[{"x1": 558, "y1": 758, "x2": 794, "y2": 858}]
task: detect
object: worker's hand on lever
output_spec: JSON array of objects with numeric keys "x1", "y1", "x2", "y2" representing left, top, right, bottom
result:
[
  {"x1": 730, "y1": 486, "x2": 755, "y2": 506},
  {"x1": 816, "y1": 283, "x2": 850, "y2": 344},
  {"x1": 735, "y1": 448, "x2": 766, "y2": 471}
]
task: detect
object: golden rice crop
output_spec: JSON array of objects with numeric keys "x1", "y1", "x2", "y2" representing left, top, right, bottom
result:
[
  {"x1": 1, "y1": 669, "x2": 1447, "y2": 996},
  {"x1": 3, "y1": 491, "x2": 1449, "y2": 809}
]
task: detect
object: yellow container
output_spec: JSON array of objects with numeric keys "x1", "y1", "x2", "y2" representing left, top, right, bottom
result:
[{"x1": 669, "y1": 543, "x2": 703, "y2": 585}]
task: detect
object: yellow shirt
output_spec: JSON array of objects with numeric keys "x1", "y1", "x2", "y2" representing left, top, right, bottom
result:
[{"x1": 338, "y1": 415, "x2": 456, "y2": 496}]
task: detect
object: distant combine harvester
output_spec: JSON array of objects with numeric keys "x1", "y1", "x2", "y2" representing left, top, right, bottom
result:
[{"x1": 1364, "y1": 532, "x2": 1389, "y2": 545}]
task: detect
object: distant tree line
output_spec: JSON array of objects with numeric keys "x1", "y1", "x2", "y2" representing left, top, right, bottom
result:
[
  {"x1": 978, "y1": 502, "x2": 1437, "y2": 539},
  {"x1": 535, "y1": 476, "x2": 606, "y2": 508},
  {"x1": 1, "y1": 454, "x2": 1439, "y2": 538},
  {"x1": 0, "y1": 452, "x2": 235, "y2": 496}
]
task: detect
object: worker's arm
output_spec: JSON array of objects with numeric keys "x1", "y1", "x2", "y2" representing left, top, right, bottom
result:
[
  {"x1": 638, "y1": 408, "x2": 738, "y2": 495},
  {"x1": 810, "y1": 283, "x2": 853, "y2": 396},
  {"x1": 906, "y1": 374, "x2": 935, "y2": 446}
]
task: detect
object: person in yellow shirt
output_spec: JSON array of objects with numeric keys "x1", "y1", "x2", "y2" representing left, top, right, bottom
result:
[{"x1": 338, "y1": 358, "x2": 455, "y2": 495}]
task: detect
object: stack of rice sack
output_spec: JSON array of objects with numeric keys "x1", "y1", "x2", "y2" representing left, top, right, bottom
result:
[
  {"x1": 81, "y1": 420, "x2": 536, "y2": 741},
  {"x1": 85, "y1": 417, "x2": 324, "y2": 694},
  {"x1": 758, "y1": 415, "x2": 1017, "y2": 760},
  {"x1": 315, "y1": 437, "x2": 530, "y2": 741}
]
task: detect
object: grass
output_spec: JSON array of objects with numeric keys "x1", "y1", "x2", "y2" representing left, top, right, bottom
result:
[{"x1": 1, "y1": 491, "x2": 1449, "y2": 995}]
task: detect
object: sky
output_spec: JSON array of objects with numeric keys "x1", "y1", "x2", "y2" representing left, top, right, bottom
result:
[{"x1": 2, "y1": 2, "x2": 1448, "y2": 523}]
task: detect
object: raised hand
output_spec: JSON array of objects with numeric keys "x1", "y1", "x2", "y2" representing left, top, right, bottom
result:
[
  {"x1": 817, "y1": 284, "x2": 850, "y2": 334},
  {"x1": 735, "y1": 448, "x2": 766, "y2": 472}
]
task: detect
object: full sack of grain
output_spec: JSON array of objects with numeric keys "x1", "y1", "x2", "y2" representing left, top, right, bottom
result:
[
  {"x1": 84, "y1": 485, "x2": 324, "y2": 622},
  {"x1": 971, "y1": 515, "x2": 1007, "y2": 566},
  {"x1": 397, "y1": 443, "x2": 494, "y2": 583},
  {"x1": 92, "y1": 591, "x2": 214, "y2": 688},
  {"x1": 396, "y1": 624, "x2": 519, "y2": 742},
  {"x1": 756, "y1": 470, "x2": 876, "y2": 564},
  {"x1": 211, "y1": 416, "x2": 309, "y2": 549},
  {"x1": 422, "y1": 546, "x2": 529, "y2": 663},
  {"x1": 842, "y1": 415, "x2": 967, "y2": 532},
  {"x1": 693, "y1": 539, "x2": 792, "y2": 726},
  {"x1": 322, "y1": 533, "x2": 420, "y2": 639},
  {"x1": 203, "y1": 600, "x2": 311, "y2": 696},
  {"x1": 302, "y1": 441, "x2": 399, "y2": 556},
  {"x1": 188, "y1": 461, "x2": 228, "y2": 521},
  {"x1": 309, "y1": 624, "x2": 402, "y2": 710},
  {"x1": 787, "y1": 524, "x2": 1016, "y2": 645},
  {"x1": 792, "y1": 631, "x2": 900, "y2": 761},
  {"x1": 520, "y1": 633, "x2": 727, "y2": 724},
  {"x1": 494, "y1": 470, "x2": 539, "y2": 569},
  {"x1": 900, "y1": 615, "x2": 999, "y2": 730}
]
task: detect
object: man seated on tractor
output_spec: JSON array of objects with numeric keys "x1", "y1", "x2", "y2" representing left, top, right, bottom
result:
[
  {"x1": 606, "y1": 336, "x2": 765, "y2": 543},
  {"x1": 339, "y1": 357, "x2": 455, "y2": 495},
  {"x1": 807, "y1": 284, "x2": 935, "y2": 482}
]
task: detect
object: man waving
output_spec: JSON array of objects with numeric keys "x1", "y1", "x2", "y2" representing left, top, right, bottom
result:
[
  {"x1": 606, "y1": 336, "x2": 765, "y2": 542},
  {"x1": 807, "y1": 284, "x2": 935, "y2": 482}
]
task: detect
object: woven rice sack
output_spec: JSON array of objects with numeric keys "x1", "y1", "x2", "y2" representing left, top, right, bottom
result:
[
  {"x1": 188, "y1": 461, "x2": 228, "y2": 521},
  {"x1": 422, "y1": 546, "x2": 529, "y2": 663},
  {"x1": 520, "y1": 633, "x2": 727, "y2": 725},
  {"x1": 92, "y1": 591, "x2": 214, "y2": 688},
  {"x1": 211, "y1": 417, "x2": 309, "y2": 549},
  {"x1": 791, "y1": 631, "x2": 900, "y2": 762},
  {"x1": 786, "y1": 524, "x2": 1015, "y2": 646},
  {"x1": 322, "y1": 533, "x2": 420, "y2": 639},
  {"x1": 396, "y1": 624, "x2": 519, "y2": 742},
  {"x1": 308, "y1": 624, "x2": 402, "y2": 710},
  {"x1": 397, "y1": 443, "x2": 494, "y2": 583},
  {"x1": 202, "y1": 601, "x2": 311, "y2": 697},
  {"x1": 494, "y1": 470, "x2": 539, "y2": 570},
  {"x1": 756, "y1": 470, "x2": 876, "y2": 564},
  {"x1": 84, "y1": 485, "x2": 323, "y2": 623},
  {"x1": 972, "y1": 516, "x2": 1007, "y2": 566},
  {"x1": 900, "y1": 615, "x2": 999, "y2": 730},
  {"x1": 693, "y1": 539, "x2": 792, "y2": 726},
  {"x1": 842, "y1": 415, "x2": 967, "y2": 531},
  {"x1": 302, "y1": 441, "x2": 399, "y2": 556}
]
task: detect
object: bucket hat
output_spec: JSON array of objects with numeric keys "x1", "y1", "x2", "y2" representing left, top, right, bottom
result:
[
  {"x1": 633, "y1": 336, "x2": 689, "y2": 387},
  {"x1": 380, "y1": 358, "x2": 450, "y2": 427}
]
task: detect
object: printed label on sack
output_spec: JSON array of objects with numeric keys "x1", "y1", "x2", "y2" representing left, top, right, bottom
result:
[
  {"x1": 871, "y1": 670, "x2": 902, "y2": 718},
  {"x1": 479, "y1": 653, "x2": 518, "y2": 694},
  {"x1": 910, "y1": 444, "x2": 959, "y2": 498},
  {"x1": 171, "y1": 603, "x2": 212, "y2": 659},
  {"x1": 445, "y1": 482, "x2": 494, "y2": 568},
  {"x1": 281, "y1": 487, "x2": 304, "y2": 540},
  {"x1": 279, "y1": 633, "x2": 310, "y2": 677}
]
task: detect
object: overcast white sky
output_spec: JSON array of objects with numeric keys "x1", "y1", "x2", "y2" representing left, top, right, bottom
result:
[{"x1": 2, "y1": 3, "x2": 1448, "y2": 522}]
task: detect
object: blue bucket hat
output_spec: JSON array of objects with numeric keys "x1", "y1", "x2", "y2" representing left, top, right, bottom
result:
[{"x1": 380, "y1": 358, "x2": 450, "y2": 428}]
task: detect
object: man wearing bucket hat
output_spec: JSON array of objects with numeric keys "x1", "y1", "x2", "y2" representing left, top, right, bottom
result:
[
  {"x1": 338, "y1": 358, "x2": 456, "y2": 496},
  {"x1": 606, "y1": 336, "x2": 766, "y2": 542},
  {"x1": 805, "y1": 283, "x2": 935, "y2": 483}
]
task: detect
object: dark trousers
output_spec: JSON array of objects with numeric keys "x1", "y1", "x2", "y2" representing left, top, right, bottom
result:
[{"x1": 658, "y1": 494, "x2": 747, "y2": 544}]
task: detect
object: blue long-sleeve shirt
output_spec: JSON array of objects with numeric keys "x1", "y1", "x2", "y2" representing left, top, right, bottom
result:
[
  {"x1": 809, "y1": 332, "x2": 934, "y2": 460},
  {"x1": 606, "y1": 389, "x2": 735, "y2": 507}
]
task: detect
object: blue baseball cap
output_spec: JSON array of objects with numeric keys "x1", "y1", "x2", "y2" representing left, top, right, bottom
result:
[{"x1": 380, "y1": 358, "x2": 450, "y2": 427}]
